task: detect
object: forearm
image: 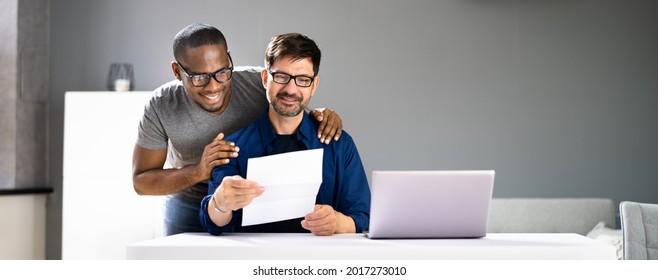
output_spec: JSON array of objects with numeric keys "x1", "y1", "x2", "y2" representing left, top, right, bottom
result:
[
  {"x1": 208, "y1": 194, "x2": 233, "y2": 227},
  {"x1": 133, "y1": 164, "x2": 204, "y2": 195},
  {"x1": 200, "y1": 195, "x2": 232, "y2": 235}
]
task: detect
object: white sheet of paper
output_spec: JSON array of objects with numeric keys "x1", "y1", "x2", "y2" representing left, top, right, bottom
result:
[{"x1": 242, "y1": 148, "x2": 323, "y2": 226}]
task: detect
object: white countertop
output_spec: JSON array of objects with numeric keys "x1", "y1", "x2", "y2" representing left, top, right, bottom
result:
[{"x1": 126, "y1": 232, "x2": 617, "y2": 260}]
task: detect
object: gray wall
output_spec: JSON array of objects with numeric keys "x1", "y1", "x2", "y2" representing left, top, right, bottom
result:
[
  {"x1": 48, "y1": 0, "x2": 658, "y2": 258},
  {"x1": 1, "y1": 0, "x2": 49, "y2": 190},
  {"x1": 0, "y1": 0, "x2": 18, "y2": 189}
]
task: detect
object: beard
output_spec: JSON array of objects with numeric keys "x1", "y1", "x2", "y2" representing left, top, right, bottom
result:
[{"x1": 270, "y1": 92, "x2": 308, "y2": 117}]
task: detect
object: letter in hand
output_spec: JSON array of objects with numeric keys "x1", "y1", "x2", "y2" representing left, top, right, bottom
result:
[
  {"x1": 310, "y1": 108, "x2": 343, "y2": 144},
  {"x1": 197, "y1": 133, "x2": 240, "y2": 181},
  {"x1": 214, "y1": 175, "x2": 264, "y2": 212},
  {"x1": 301, "y1": 204, "x2": 338, "y2": 236}
]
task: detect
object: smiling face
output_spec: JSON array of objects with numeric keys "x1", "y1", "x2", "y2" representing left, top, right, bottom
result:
[
  {"x1": 262, "y1": 56, "x2": 319, "y2": 118},
  {"x1": 173, "y1": 44, "x2": 232, "y2": 115}
]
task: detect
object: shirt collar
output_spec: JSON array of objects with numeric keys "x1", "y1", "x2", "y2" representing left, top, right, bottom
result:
[{"x1": 256, "y1": 109, "x2": 315, "y2": 148}]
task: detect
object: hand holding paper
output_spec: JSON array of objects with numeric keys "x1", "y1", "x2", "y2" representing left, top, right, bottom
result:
[
  {"x1": 242, "y1": 149, "x2": 324, "y2": 226},
  {"x1": 214, "y1": 175, "x2": 264, "y2": 212}
]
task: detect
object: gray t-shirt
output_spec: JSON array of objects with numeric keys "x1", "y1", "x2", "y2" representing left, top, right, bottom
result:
[{"x1": 137, "y1": 66, "x2": 268, "y2": 201}]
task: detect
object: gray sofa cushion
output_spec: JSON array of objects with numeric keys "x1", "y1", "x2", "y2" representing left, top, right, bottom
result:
[{"x1": 487, "y1": 198, "x2": 616, "y2": 235}]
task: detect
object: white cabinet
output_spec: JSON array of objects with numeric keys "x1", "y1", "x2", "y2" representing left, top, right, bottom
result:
[{"x1": 62, "y1": 91, "x2": 163, "y2": 259}]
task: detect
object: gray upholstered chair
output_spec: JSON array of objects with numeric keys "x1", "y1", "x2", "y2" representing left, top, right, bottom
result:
[{"x1": 619, "y1": 201, "x2": 658, "y2": 260}]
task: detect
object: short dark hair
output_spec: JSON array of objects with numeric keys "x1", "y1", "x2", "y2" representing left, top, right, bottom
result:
[
  {"x1": 173, "y1": 23, "x2": 227, "y2": 62},
  {"x1": 264, "y1": 33, "x2": 321, "y2": 76}
]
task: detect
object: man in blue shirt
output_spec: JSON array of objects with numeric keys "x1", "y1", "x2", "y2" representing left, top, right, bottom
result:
[{"x1": 200, "y1": 33, "x2": 370, "y2": 236}]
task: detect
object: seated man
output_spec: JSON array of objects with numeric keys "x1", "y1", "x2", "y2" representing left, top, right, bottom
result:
[{"x1": 200, "y1": 33, "x2": 370, "y2": 236}]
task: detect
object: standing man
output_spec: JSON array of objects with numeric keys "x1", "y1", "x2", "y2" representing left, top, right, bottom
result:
[
  {"x1": 132, "y1": 24, "x2": 344, "y2": 235},
  {"x1": 200, "y1": 33, "x2": 370, "y2": 236}
]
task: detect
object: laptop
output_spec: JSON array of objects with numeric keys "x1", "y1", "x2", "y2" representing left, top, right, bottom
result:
[{"x1": 365, "y1": 170, "x2": 495, "y2": 239}]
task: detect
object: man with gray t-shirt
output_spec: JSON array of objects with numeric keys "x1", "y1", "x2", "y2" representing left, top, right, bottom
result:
[{"x1": 132, "y1": 23, "x2": 343, "y2": 235}]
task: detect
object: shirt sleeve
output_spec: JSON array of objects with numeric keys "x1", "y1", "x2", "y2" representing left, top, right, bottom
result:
[
  {"x1": 337, "y1": 135, "x2": 371, "y2": 233},
  {"x1": 136, "y1": 95, "x2": 168, "y2": 150}
]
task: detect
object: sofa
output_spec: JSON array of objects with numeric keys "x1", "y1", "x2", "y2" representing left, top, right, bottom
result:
[
  {"x1": 487, "y1": 198, "x2": 617, "y2": 234},
  {"x1": 487, "y1": 198, "x2": 622, "y2": 259}
]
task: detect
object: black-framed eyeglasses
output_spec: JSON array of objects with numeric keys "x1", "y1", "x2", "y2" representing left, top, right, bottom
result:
[
  {"x1": 267, "y1": 69, "x2": 315, "y2": 88},
  {"x1": 176, "y1": 55, "x2": 233, "y2": 87}
]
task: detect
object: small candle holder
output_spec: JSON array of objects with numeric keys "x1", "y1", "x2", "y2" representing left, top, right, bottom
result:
[{"x1": 107, "y1": 63, "x2": 134, "y2": 91}]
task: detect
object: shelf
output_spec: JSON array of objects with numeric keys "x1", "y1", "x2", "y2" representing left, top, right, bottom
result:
[{"x1": 0, "y1": 187, "x2": 53, "y2": 196}]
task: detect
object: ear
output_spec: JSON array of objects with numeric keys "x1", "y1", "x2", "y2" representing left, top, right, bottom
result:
[
  {"x1": 171, "y1": 61, "x2": 181, "y2": 80},
  {"x1": 261, "y1": 68, "x2": 269, "y2": 89},
  {"x1": 310, "y1": 75, "x2": 320, "y2": 97}
]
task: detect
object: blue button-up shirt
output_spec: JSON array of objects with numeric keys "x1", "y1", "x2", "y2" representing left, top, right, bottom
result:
[{"x1": 200, "y1": 111, "x2": 371, "y2": 235}]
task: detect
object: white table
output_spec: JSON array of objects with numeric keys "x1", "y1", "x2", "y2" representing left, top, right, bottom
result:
[{"x1": 126, "y1": 233, "x2": 617, "y2": 260}]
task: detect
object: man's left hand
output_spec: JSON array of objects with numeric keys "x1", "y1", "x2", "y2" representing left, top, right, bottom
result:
[{"x1": 301, "y1": 204, "x2": 337, "y2": 236}]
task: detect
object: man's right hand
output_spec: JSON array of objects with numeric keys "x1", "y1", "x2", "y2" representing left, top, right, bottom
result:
[
  {"x1": 196, "y1": 133, "x2": 240, "y2": 181},
  {"x1": 132, "y1": 133, "x2": 240, "y2": 196},
  {"x1": 213, "y1": 175, "x2": 264, "y2": 212}
]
